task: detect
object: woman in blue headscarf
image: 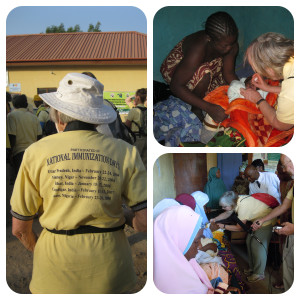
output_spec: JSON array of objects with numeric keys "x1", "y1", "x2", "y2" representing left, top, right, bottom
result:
[{"x1": 204, "y1": 167, "x2": 227, "y2": 211}]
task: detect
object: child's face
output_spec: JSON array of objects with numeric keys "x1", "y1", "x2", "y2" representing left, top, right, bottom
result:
[{"x1": 245, "y1": 81, "x2": 256, "y2": 90}]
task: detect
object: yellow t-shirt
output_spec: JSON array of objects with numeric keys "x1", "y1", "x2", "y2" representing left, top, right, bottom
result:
[
  {"x1": 126, "y1": 104, "x2": 146, "y2": 132},
  {"x1": 276, "y1": 57, "x2": 294, "y2": 124},
  {"x1": 10, "y1": 129, "x2": 146, "y2": 293},
  {"x1": 7, "y1": 108, "x2": 42, "y2": 156},
  {"x1": 235, "y1": 195, "x2": 276, "y2": 227}
]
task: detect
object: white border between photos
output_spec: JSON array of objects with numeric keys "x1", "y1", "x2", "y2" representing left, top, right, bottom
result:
[{"x1": 1, "y1": 0, "x2": 298, "y2": 299}]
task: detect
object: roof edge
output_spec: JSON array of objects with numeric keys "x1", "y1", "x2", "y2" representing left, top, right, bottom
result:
[{"x1": 6, "y1": 31, "x2": 147, "y2": 38}]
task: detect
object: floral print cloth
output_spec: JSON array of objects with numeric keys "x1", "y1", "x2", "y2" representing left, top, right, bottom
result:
[{"x1": 153, "y1": 95, "x2": 202, "y2": 146}]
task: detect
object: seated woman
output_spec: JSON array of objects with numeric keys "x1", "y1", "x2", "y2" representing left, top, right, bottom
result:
[
  {"x1": 154, "y1": 205, "x2": 214, "y2": 293},
  {"x1": 154, "y1": 11, "x2": 239, "y2": 146},
  {"x1": 210, "y1": 191, "x2": 277, "y2": 283},
  {"x1": 154, "y1": 205, "x2": 243, "y2": 293}
]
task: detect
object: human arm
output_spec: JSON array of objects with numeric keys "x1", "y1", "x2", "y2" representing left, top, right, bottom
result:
[
  {"x1": 124, "y1": 119, "x2": 132, "y2": 128},
  {"x1": 123, "y1": 204, "x2": 147, "y2": 232},
  {"x1": 199, "y1": 242, "x2": 218, "y2": 253},
  {"x1": 125, "y1": 96, "x2": 135, "y2": 108},
  {"x1": 209, "y1": 210, "x2": 233, "y2": 223},
  {"x1": 240, "y1": 88, "x2": 293, "y2": 131},
  {"x1": 251, "y1": 195, "x2": 293, "y2": 231},
  {"x1": 217, "y1": 222, "x2": 245, "y2": 232},
  {"x1": 222, "y1": 42, "x2": 239, "y2": 84},
  {"x1": 124, "y1": 108, "x2": 135, "y2": 129},
  {"x1": 12, "y1": 217, "x2": 37, "y2": 252},
  {"x1": 251, "y1": 74, "x2": 281, "y2": 94},
  {"x1": 132, "y1": 208, "x2": 147, "y2": 232}
]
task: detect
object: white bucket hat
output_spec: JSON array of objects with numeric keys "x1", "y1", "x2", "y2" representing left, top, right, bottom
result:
[{"x1": 39, "y1": 73, "x2": 117, "y2": 124}]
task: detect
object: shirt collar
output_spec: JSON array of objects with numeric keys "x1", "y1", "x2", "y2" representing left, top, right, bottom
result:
[{"x1": 64, "y1": 121, "x2": 96, "y2": 132}]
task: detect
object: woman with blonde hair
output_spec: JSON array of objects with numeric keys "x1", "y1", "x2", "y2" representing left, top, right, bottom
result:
[{"x1": 240, "y1": 32, "x2": 294, "y2": 131}]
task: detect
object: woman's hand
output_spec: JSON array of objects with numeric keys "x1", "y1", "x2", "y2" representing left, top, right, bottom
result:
[
  {"x1": 206, "y1": 103, "x2": 228, "y2": 123},
  {"x1": 240, "y1": 88, "x2": 262, "y2": 104},
  {"x1": 251, "y1": 73, "x2": 268, "y2": 90},
  {"x1": 251, "y1": 219, "x2": 263, "y2": 231},
  {"x1": 251, "y1": 73, "x2": 281, "y2": 94}
]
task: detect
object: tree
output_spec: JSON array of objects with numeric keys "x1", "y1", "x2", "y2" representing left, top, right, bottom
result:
[
  {"x1": 67, "y1": 25, "x2": 82, "y2": 32},
  {"x1": 45, "y1": 23, "x2": 81, "y2": 33},
  {"x1": 88, "y1": 22, "x2": 102, "y2": 32},
  {"x1": 45, "y1": 22, "x2": 101, "y2": 33}
]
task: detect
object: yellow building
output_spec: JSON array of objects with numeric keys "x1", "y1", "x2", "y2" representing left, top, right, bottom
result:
[{"x1": 6, "y1": 31, "x2": 147, "y2": 111}]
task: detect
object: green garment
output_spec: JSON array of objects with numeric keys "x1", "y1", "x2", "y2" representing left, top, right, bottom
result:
[{"x1": 204, "y1": 167, "x2": 227, "y2": 209}]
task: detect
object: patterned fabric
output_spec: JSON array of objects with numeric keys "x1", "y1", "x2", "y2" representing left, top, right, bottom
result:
[
  {"x1": 206, "y1": 128, "x2": 246, "y2": 147},
  {"x1": 218, "y1": 243, "x2": 245, "y2": 293},
  {"x1": 203, "y1": 83, "x2": 293, "y2": 147},
  {"x1": 160, "y1": 38, "x2": 226, "y2": 92},
  {"x1": 153, "y1": 96, "x2": 202, "y2": 146}
]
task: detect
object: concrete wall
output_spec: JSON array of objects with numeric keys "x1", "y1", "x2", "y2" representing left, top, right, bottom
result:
[
  {"x1": 153, "y1": 153, "x2": 176, "y2": 206},
  {"x1": 153, "y1": 153, "x2": 219, "y2": 206},
  {"x1": 206, "y1": 153, "x2": 217, "y2": 173},
  {"x1": 6, "y1": 64, "x2": 147, "y2": 106},
  {"x1": 154, "y1": 6, "x2": 294, "y2": 82}
]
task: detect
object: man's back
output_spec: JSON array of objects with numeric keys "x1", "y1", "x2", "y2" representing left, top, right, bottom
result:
[{"x1": 7, "y1": 108, "x2": 42, "y2": 156}]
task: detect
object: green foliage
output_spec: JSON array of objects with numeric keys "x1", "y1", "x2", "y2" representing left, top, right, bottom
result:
[
  {"x1": 45, "y1": 22, "x2": 101, "y2": 33},
  {"x1": 88, "y1": 21, "x2": 102, "y2": 32}
]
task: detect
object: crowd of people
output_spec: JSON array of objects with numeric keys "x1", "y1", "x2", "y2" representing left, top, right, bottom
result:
[
  {"x1": 153, "y1": 155, "x2": 294, "y2": 294},
  {"x1": 153, "y1": 11, "x2": 294, "y2": 147},
  {"x1": 6, "y1": 72, "x2": 147, "y2": 293}
]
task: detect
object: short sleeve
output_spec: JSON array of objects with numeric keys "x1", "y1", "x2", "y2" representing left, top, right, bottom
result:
[
  {"x1": 10, "y1": 151, "x2": 43, "y2": 220},
  {"x1": 38, "y1": 110, "x2": 49, "y2": 123},
  {"x1": 122, "y1": 145, "x2": 146, "y2": 209},
  {"x1": 7, "y1": 113, "x2": 17, "y2": 136},
  {"x1": 276, "y1": 78, "x2": 294, "y2": 124},
  {"x1": 126, "y1": 108, "x2": 136, "y2": 122}
]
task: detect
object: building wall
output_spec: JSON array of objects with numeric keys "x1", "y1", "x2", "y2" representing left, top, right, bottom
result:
[
  {"x1": 153, "y1": 154, "x2": 176, "y2": 206},
  {"x1": 6, "y1": 64, "x2": 147, "y2": 105},
  {"x1": 153, "y1": 153, "x2": 216, "y2": 207},
  {"x1": 206, "y1": 153, "x2": 217, "y2": 173}
]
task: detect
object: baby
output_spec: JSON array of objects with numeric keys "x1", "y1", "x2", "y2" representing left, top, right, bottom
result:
[
  {"x1": 227, "y1": 76, "x2": 268, "y2": 102},
  {"x1": 200, "y1": 75, "x2": 268, "y2": 144}
]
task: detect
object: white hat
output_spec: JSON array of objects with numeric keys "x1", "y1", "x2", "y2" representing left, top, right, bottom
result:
[{"x1": 39, "y1": 73, "x2": 117, "y2": 124}]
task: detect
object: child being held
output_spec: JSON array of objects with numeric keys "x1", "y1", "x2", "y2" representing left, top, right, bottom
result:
[
  {"x1": 200, "y1": 75, "x2": 268, "y2": 144},
  {"x1": 227, "y1": 76, "x2": 268, "y2": 102}
]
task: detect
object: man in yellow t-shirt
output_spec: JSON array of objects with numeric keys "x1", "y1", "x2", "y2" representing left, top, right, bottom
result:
[
  {"x1": 10, "y1": 73, "x2": 147, "y2": 294},
  {"x1": 125, "y1": 88, "x2": 147, "y2": 168},
  {"x1": 7, "y1": 94, "x2": 42, "y2": 174},
  {"x1": 252, "y1": 154, "x2": 294, "y2": 291}
]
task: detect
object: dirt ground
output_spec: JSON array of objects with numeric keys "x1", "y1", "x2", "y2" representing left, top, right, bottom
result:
[{"x1": 6, "y1": 164, "x2": 147, "y2": 294}]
